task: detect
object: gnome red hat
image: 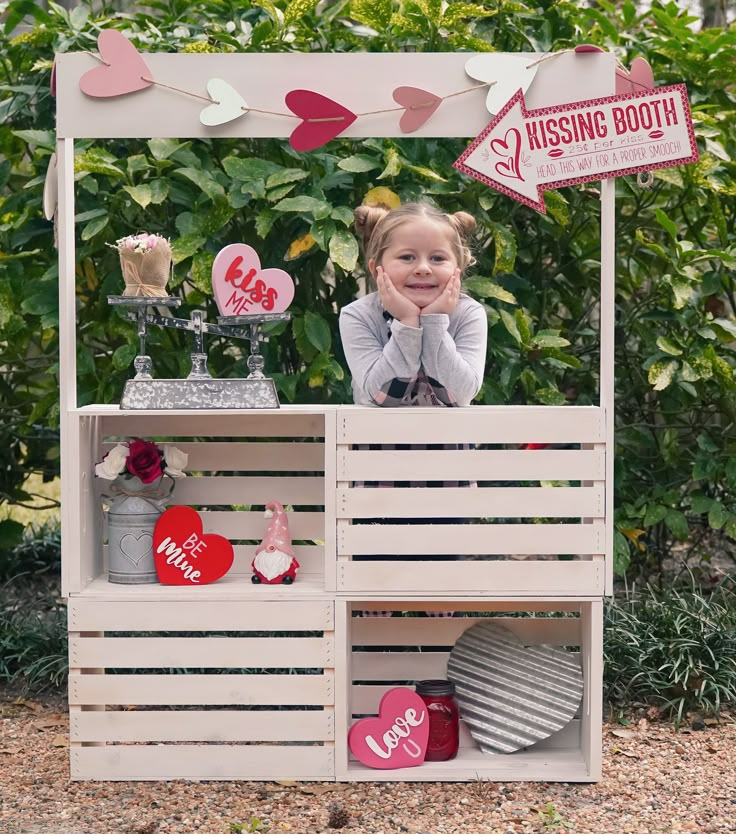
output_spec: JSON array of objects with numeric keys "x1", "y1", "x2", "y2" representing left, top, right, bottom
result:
[{"x1": 256, "y1": 501, "x2": 295, "y2": 559}]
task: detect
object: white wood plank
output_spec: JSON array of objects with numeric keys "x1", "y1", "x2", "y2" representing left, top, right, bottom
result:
[
  {"x1": 71, "y1": 709, "x2": 333, "y2": 742},
  {"x1": 350, "y1": 617, "x2": 581, "y2": 650},
  {"x1": 337, "y1": 406, "x2": 605, "y2": 445},
  {"x1": 70, "y1": 636, "x2": 334, "y2": 669},
  {"x1": 68, "y1": 599, "x2": 333, "y2": 631},
  {"x1": 192, "y1": 511, "x2": 324, "y2": 539},
  {"x1": 101, "y1": 441, "x2": 325, "y2": 472},
  {"x1": 69, "y1": 672, "x2": 334, "y2": 706},
  {"x1": 56, "y1": 51, "x2": 613, "y2": 140},
  {"x1": 173, "y1": 476, "x2": 324, "y2": 506},
  {"x1": 338, "y1": 448, "x2": 604, "y2": 482},
  {"x1": 581, "y1": 599, "x2": 604, "y2": 779},
  {"x1": 339, "y1": 523, "x2": 603, "y2": 555},
  {"x1": 338, "y1": 560, "x2": 604, "y2": 595},
  {"x1": 338, "y1": 486, "x2": 604, "y2": 519},
  {"x1": 71, "y1": 745, "x2": 334, "y2": 781},
  {"x1": 99, "y1": 411, "x2": 325, "y2": 438}
]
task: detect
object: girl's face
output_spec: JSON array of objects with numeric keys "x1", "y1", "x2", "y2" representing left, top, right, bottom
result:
[{"x1": 370, "y1": 219, "x2": 459, "y2": 309}]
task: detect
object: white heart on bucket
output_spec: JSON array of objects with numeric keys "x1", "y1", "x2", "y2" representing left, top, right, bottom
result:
[
  {"x1": 120, "y1": 532, "x2": 154, "y2": 566},
  {"x1": 447, "y1": 620, "x2": 583, "y2": 754},
  {"x1": 212, "y1": 243, "x2": 295, "y2": 317}
]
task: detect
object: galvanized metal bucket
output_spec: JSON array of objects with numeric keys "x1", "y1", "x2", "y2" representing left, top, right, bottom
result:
[{"x1": 105, "y1": 476, "x2": 173, "y2": 584}]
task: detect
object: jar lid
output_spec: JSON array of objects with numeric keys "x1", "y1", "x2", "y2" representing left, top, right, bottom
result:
[{"x1": 416, "y1": 679, "x2": 455, "y2": 696}]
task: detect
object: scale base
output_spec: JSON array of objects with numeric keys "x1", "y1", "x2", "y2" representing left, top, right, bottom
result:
[{"x1": 120, "y1": 378, "x2": 280, "y2": 410}]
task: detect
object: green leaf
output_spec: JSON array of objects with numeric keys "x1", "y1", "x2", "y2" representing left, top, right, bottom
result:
[
  {"x1": 338, "y1": 154, "x2": 382, "y2": 173},
  {"x1": 490, "y1": 222, "x2": 517, "y2": 275},
  {"x1": 643, "y1": 503, "x2": 668, "y2": 527},
  {"x1": 75, "y1": 150, "x2": 125, "y2": 179},
  {"x1": 655, "y1": 208, "x2": 679, "y2": 241},
  {"x1": 350, "y1": 0, "x2": 393, "y2": 30},
  {"x1": 81, "y1": 216, "x2": 109, "y2": 241},
  {"x1": 256, "y1": 209, "x2": 276, "y2": 239},
  {"x1": 515, "y1": 308, "x2": 532, "y2": 346},
  {"x1": 123, "y1": 184, "x2": 153, "y2": 209},
  {"x1": 21, "y1": 287, "x2": 57, "y2": 315},
  {"x1": 499, "y1": 309, "x2": 521, "y2": 344},
  {"x1": 656, "y1": 336, "x2": 683, "y2": 356},
  {"x1": 544, "y1": 191, "x2": 570, "y2": 226},
  {"x1": 223, "y1": 156, "x2": 281, "y2": 181},
  {"x1": 266, "y1": 168, "x2": 308, "y2": 188},
  {"x1": 284, "y1": 0, "x2": 318, "y2": 24},
  {"x1": 0, "y1": 519, "x2": 24, "y2": 549},
  {"x1": 148, "y1": 138, "x2": 189, "y2": 160},
  {"x1": 329, "y1": 228, "x2": 359, "y2": 272},
  {"x1": 303, "y1": 311, "x2": 331, "y2": 353},
  {"x1": 613, "y1": 530, "x2": 631, "y2": 577},
  {"x1": 112, "y1": 343, "x2": 137, "y2": 370},
  {"x1": 331, "y1": 206, "x2": 355, "y2": 227},
  {"x1": 12, "y1": 129, "x2": 56, "y2": 150},
  {"x1": 532, "y1": 331, "x2": 570, "y2": 348},
  {"x1": 535, "y1": 387, "x2": 567, "y2": 405},
  {"x1": 171, "y1": 234, "x2": 206, "y2": 265},
  {"x1": 149, "y1": 179, "x2": 170, "y2": 204},
  {"x1": 710, "y1": 317, "x2": 736, "y2": 341},
  {"x1": 464, "y1": 277, "x2": 516, "y2": 304},
  {"x1": 403, "y1": 163, "x2": 447, "y2": 183},
  {"x1": 648, "y1": 359, "x2": 678, "y2": 391},
  {"x1": 664, "y1": 509, "x2": 688, "y2": 540},
  {"x1": 709, "y1": 501, "x2": 727, "y2": 530},
  {"x1": 192, "y1": 251, "x2": 214, "y2": 294},
  {"x1": 274, "y1": 196, "x2": 331, "y2": 216},
  {"x1": 174, "y1": 168, "x2": 225, "y2": 200},
  {"x1": 378, "y1": 147, "x2": 401, "y2": 180}
]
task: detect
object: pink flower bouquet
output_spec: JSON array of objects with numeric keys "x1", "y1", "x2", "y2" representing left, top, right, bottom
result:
[{"x1": 109, "y1": 232, "x2": 172, "y2": 297}]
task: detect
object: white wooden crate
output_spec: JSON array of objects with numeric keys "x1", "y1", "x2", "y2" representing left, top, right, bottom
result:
[
  {"x1": 68, "y1": 598, "x2": 335, "y2": 781},
  {"x1": 334, "y1": 599, "x2": 603, "y2": 782},
  {"x1": 336, "y1": 407, "x2": 607, "y2": 596},
  {"x1": 67, "y1": 407, "x2": 333, "y2": 596}
]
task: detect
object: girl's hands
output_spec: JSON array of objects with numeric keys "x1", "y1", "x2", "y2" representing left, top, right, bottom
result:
[
  {"x1": 376, "y1": 266, "x2": 420, "y2": 326},
  {"x1": 421, "y1": 269, "x2": 461, "y2": 316}
]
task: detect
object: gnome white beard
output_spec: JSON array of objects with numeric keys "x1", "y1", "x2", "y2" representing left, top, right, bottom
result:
[{"x1": 254, "y1": 548, "x2": 291, "y2": 581}]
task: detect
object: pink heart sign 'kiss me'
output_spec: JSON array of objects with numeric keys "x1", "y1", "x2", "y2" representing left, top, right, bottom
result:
[
  {"x1": 212, "y1": 244, "x2": 295, "y2": 317},
  {"x1": 348, "y1": 688, "x2": 428, "y2": 770}
]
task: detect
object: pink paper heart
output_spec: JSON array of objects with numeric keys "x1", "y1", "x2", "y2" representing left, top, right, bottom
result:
[
  {"x1": 616, "y1": 57, "x2": 655, "y2": 95},
  {"x1": 79, "y1": 29, "x2": 153, "y2": 98},
  {"x1": 285, "y1": 90, "x2": 357, "y2": 152},
  {"x1": 490, "y1": 128, "x2": 523, "y2": 182},
  {"x1": 212, "y1": 244, "x2": 295, "y2": 317},
  {"x1": 392, "y1": 86, "x2": 442, "y2": 133},
  {"x1": 348, "y1": 688, "x2": 428, "y2": 770}
]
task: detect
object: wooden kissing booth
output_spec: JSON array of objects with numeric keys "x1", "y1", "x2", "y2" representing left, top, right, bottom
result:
[{"x1": 55, "y1": 48, "x2": 619, "y2": 782}]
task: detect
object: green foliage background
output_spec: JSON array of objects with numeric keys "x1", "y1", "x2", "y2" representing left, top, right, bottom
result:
[{"x1": 0, "y1": 0, "x2": 734, "y2": 581}]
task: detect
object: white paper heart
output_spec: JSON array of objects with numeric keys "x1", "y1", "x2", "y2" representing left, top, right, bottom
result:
[
  {"x1": 200, "y1": 78, "x2": 248, "y2": 127},
  {"x1": 464, "y1": 54, "x2": 539, "y2": 115},
  {"x1": 120, "y1": 532, "x2": 154, "y2": 566},
  {"x1": 447, "y1": 621, "x2": 583, "y2": 754},
  {"x1": 43, "y1": 152, "x2": 58, "y2": 221}
]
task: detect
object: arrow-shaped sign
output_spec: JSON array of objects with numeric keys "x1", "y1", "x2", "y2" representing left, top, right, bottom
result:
[{"x1": 453, "y1": 83, "x2": 698, "y2": 214}]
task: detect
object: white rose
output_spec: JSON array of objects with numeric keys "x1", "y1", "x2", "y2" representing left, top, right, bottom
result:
[
  {"x1": 163, "y1": 445, "x2": 188, "y2": 479},
  {"x1": 95, "y1": 444, "x2": 129, "y2": 480}
]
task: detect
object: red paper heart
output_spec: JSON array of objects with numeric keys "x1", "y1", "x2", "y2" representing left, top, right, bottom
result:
[
  {"x1": 348, "y1": 688, "x2": 428, "y2": 770},
  {"x1": 490, "y1": 128, "x2": 523, "y2": 182},
  {"x1": 153, "y1": 506, "x2": 234, "y2": 586},
  {"x1": 285, "y1": 90, "x2": 357, "y2": 152},
  {"x1": 212, "y1": 243, "x2": 295, "y2": 316},
  {"x1": 392, "y1": 86, "x2": 442, "y2": 133},
  {"x1": 79, "y1": 29, "x2": 153, "y2": 98}
]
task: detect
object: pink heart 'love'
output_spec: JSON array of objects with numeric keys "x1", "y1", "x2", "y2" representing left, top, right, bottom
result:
[
  {"x1": 348, "y1": 688, "x2": 428, "y2": 770},
  {"x1": 285, "y1": 90, "x2": 357, "y2": 152},
  {"x1": 392, "y1": 86, "x2": 442, "y2": 133},
  {"x1": 490, "y1": 128, "x2": 523, "y2": 182},
  {"x1": 80, "y1": 29, "x2": 153, "y2": 98},
  {"x1": 212, "y1": 244, "x2": 295, "y2": 317}
]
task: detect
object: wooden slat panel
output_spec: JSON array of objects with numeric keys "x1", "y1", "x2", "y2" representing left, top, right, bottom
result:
[
  {"x1": 338, "y1": 560, "x2": 604, "y2": 595},
  {"x1": 100, "y1": 412, "x2": 325, "y2": 438},
  {"x1": 195, "y1": 511, "x2": 324, "y2": 539},
  {"x1": 350, "y1": 618, "x2": 581, "y2": 647},
  {"x1": 173, "y1": 476, "x2": 324, "y2": 506},
  {"x1": 338, "y1": 448, "x2": 604, "y2": 482},
  {"x1": 101, "y1": 441, "x2": 325, "y2": 472},
  {"x1": 68, "y1": 599, "x2": 333, "y2": 631},
  {"x1": 71, "y1": 709, "x2": 334, "y2": 742},
  {"x1": 339, "y1": 523, "x2": 603, "y2": 555},
  {"x1": 338, "y1": 407, "x2": 604, "y2": 445},
  {"x1": 70, "y1": 636, "x2": 334, "y2": 668},
  {"x1": 69, "y1": 672, "x2": 334, "y2": 706},
  {"x1": 71, "y1": 745, "x2": 333, "y2": 781},
  {"x1": 338, "y1": 486, "x2": 604, "y2": 519}
]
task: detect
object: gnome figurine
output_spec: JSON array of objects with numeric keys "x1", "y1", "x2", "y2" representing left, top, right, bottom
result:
[{"x1": 252, "y1": 501, "x2": 300, "y2": 585}]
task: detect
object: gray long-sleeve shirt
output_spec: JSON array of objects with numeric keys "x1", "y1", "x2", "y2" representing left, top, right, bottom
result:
[{"x1": 339, "y1": 292, "x2": 488, "y2": 407}]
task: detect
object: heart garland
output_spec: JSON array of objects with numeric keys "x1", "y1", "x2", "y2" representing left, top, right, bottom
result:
[
  {"x1": 464, "y1": 54, "x2": 539, "y2": 115},
  {"x1": 392, "y1": 86, "x2": 442, "y2": 133},
  {"x1": 200, "y1": 78, "x2": 248, "y2": 127},
  {"x1": 79, "y1": 29, "x2": 153, "y2": 98},
  {"x1": 285, "y1": 90, "x2": 357, "y2": 152},
  {"x1": 574, "y1": 46, "x2": 655, "y2": 95}
]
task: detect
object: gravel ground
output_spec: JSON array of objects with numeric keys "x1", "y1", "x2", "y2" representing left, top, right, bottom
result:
[{"x1": 2, "y1": 692, "x2": 735, "y2": 834}]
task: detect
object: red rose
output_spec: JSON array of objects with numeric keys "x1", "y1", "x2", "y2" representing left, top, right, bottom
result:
[{"x1": 126, "y1": 439, "x2": 163, "y2": 483}]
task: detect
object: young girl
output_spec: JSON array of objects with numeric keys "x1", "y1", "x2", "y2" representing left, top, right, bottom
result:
[
  {"x1": 339, "y1": 201, "x2": 487, "y2": 409},
  {"x1": 339, "y1": 202, "x2": 488, "y2": 595}
]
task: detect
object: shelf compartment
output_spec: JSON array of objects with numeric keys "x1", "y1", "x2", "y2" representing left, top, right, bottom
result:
[
  {"x1": 68, "y1": 598, "x2": 335, "y2": 781},
  {"x1": 335, "y1": 599, "x2": 602, "y2": 782}
]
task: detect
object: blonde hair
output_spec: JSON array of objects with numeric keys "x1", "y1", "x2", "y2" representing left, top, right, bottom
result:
[{"x1": 354, "y1": 202, "x2": 477, "y2": 276}]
